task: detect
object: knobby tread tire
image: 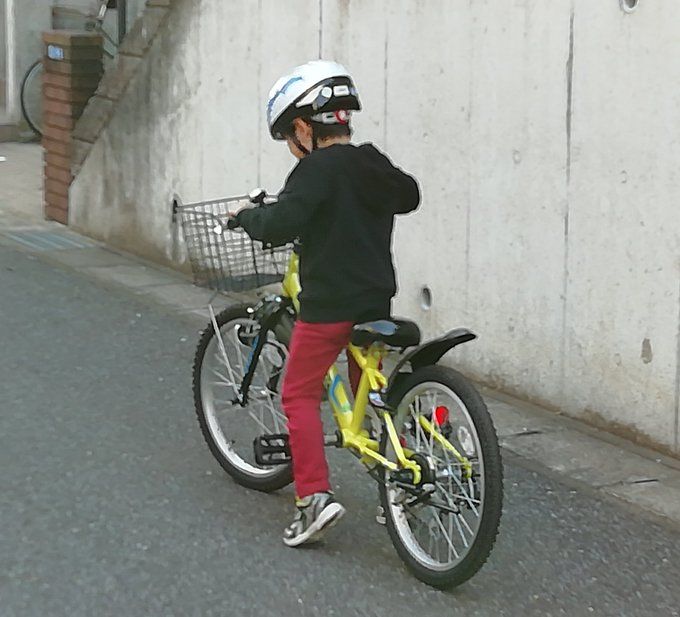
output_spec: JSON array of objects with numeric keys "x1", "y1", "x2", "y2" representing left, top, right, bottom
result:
[
  {"x1": 192, "y1": 303, "x2": 293, "y2": 492},
  {"x1": 379, "y1": 365, "x2": 503, "y2": 588}
]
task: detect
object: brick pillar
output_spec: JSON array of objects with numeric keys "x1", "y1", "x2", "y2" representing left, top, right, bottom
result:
[{"x1": 42, "y1": 31, "x2": 103, "y2": 224}]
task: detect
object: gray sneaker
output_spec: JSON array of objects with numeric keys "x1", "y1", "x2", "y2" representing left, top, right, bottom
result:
[{"x1": 283, "y1": 492, "x2": 346, "y2": 547}]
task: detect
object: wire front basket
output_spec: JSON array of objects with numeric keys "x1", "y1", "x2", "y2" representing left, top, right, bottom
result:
[{"x1": 175, "y1": 195, "x2": 290, "y2": 293}]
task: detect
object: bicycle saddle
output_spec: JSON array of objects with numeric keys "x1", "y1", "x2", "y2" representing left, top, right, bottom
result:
[{"x1": 351, "y1": 319, "x2": 421, "y2": 348}]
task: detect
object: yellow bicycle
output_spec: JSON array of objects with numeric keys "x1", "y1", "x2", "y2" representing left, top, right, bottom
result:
[{"x1": 178, "y1": 193, "x2": 503, "y2": 589}]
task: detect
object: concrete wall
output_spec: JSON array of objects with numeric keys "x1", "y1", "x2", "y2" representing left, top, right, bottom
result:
[
  {"x1": 69, "y1": 0, "x2": 680, "y2": 455},
  {"x1": 0, "y1": 0, "x2": 6, "y2": 110}
]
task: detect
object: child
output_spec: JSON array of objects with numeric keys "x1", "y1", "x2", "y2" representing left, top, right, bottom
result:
[{"x1": 232, "y1": 60, "x2": 420, "y2": 546}]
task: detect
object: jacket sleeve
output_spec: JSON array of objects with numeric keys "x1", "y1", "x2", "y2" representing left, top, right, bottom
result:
[
  {"x1": 391, "y1": 171, "x2": 420, "y2": 214},
  {"x1": 235, "y1": 157, "x2": 330, "y2": 246},
  {"x1": 360, "y1": 144, "x2": 421, "y2": 216}
]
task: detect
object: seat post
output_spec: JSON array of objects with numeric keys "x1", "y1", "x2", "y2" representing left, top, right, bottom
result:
[{"x1": 349, "y1": 345, "x2": 385, "y2": 435}]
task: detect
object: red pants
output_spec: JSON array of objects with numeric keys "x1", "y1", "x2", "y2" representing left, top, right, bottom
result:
[{"x1": 281, "y1": 320, "x2": 362, "y2": 498}]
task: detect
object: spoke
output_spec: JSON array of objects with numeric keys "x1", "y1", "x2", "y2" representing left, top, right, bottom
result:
[
  {"x1": 209, "y1": 306, "x2": 230, "y2": 362},
  {"x1": 448, "y1": 505, "x2": 456, "y2": 557},
  {"x1": 468, "y1": 476, "x2": 477, "y2": 501},
  {"x1": 428, "y1": 391, "x2": 438, "y2": 453},
  {"x1": 247, "y1": 408, "x2": 270, "y2": 434},
  {"x1": 434, "y1": 513, "x2": 442, "y2": 563},
  {"x1": 440, "y1": 444, "x2": 458, "y2": 509},
  {"x1": 438, "y1": 486, "x2": 480, "y2": 508},
  {"x1": 452, "y1": 510, "x2": 469, "y2": 548},
  {"x1": 435, "y1": 481, "x2": 456, "y2": 507},
  {"x1": 210, "y1": 402, "x2": 233, "y2": 416},
  {"x1": 209, "y1": 380, "x2": 233, "y2": 389},
  {"x1": 415, "y1": 415, "x2": 432, "y2": 457},
  {"x1": 409, "y1": 512, "x2": 425, "y2": 548},
  {"x1": 215, "y1": 352, "x2": 237, "y2": 375},
  {"x1": 255, "y1": 345, "x2": 287, "y2": 432},
  {"x1": 209, "y1": 367, "x2": 235, "y2": 388},
  {"x1": 258, "y1": 392, "x2": 266, "y2": 435},
  {"x1": 258, "y1": 388, "x2": 285, "y2": 431},
  {"x1": 209, "y1": 314, "x2": 241, "y2": 390},
  {"x1": 216, "y1": 349, "x2": 239, "y2": 392},
  {"x1": 412, "y1": 401, "x2": 421, "y2": 450},
  {"x1": 432, "y1": 510, "x2": 459, "y2": 560},
  {"x1": 450, "y1": 472, "x2": 480, "y2": 514},
  {"x1": 250, "y1": 399, "x2": 278, "y2": 430},
  {"x1": 458, "y1": 511, "x2": 474, "y2": 536}
]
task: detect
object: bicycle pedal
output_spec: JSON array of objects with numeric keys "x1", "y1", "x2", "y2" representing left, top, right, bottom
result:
[{"x1": 253, "y1": 433, "x2": 291, "y2": 466}]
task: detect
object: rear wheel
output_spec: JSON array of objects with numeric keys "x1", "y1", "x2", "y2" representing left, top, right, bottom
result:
[
  {"x1": 379, "y1": 365, "x2": 503, "y2": 588},
  {"x1": 193, "y1": 304, "x2": 293, "y2": 492}
]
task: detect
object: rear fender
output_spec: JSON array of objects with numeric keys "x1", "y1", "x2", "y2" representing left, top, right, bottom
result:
[{"x1": 385, "y1": 328, "x2": 477, "y2": 408}]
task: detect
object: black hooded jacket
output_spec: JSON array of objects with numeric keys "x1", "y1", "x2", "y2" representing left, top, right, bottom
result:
[{"x1": 236, "y1": 143, "x2": 420, "y2": 323}]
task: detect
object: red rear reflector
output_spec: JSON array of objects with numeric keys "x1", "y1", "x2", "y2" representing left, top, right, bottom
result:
[{"x1": 434, "y1": 406, "x2": 449, "y2": 426}]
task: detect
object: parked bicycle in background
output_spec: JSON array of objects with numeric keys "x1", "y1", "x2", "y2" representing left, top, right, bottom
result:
[{"x1": 20, "y1": 0, "x2": 125, "y2": 137}]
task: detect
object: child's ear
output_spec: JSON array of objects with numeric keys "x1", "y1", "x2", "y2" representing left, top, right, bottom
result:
[{"x1": 293, "y1": 117, "x2": 311, "y2": 137}]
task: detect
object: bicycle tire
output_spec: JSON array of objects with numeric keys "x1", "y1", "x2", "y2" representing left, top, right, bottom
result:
[
  {"x1": 20, "y1": 60, "x2": 44, "y2": 137},
  {"x1": 193, "y1": 304, "x2": 293, "y2": 492},
  {"x1": 378, "y1": 365, "x2": 503, "y2": 588}
]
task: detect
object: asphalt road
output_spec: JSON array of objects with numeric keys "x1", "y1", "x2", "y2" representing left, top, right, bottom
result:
[{"x1": 2, "y1": 243, "x2": 679, "y2": 617}]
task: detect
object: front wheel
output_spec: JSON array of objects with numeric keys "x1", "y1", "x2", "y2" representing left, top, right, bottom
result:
[
  {"x1": 193, "y1": 304, "x2": 293, "y2": 492},
  {"x1": 379, "y1": 365, "x2": 503, "y2": 588}
]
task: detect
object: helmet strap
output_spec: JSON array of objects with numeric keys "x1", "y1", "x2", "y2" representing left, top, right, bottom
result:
[
  {"x1": 311, "y1": 123, "x2": 318, "y2": 151},
  {"x1": 290, "y1": 134, "x2": 310, "y2": 157}
]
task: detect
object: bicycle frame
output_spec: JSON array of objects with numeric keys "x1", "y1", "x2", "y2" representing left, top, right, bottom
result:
[{"x1": 212, "y1": 242, "x2": 472, "y2": 483}]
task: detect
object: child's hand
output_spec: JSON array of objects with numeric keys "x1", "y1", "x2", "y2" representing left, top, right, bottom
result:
[{"x1": 226, "y1": 215, "x2": 241, "y2": 230}]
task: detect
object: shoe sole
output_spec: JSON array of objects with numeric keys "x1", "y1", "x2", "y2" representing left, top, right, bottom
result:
[{"x1": 283, "y1": 503, "x2": 346, "y2": 548}]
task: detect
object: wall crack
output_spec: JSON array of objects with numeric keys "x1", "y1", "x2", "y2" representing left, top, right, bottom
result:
[{"x1": 560, "y1": 6, "x2": 575, "y2": 404}]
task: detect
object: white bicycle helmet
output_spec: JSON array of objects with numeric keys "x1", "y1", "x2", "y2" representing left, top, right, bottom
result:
[{"x1": 266, "y1": 60, "x2": 361, "y2": 141}]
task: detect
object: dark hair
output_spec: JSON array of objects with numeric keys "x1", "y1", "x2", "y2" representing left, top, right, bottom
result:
[
  {"x1": 309, "y1": 120, "x2": 352, "y2": 140},
  {"x1": 282, "y1": 118, "x2": 352, "y2": 141}
]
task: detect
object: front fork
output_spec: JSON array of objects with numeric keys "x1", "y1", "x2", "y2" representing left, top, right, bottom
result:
[{"x1": 215, "y1": 296, "x2": 292, "y2": 406}]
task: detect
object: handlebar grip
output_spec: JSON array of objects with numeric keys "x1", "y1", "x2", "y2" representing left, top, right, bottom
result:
[{"x1": 226, "y1": 216, "x2": 241, "y2": 231}]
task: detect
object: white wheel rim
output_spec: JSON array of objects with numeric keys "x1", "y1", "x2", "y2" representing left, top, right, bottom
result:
[
  {"x1": 201, "y1": 317, "x2": 288, "y2": 478},
  {"x1": 387, "y1": 382, "x2": 485, "y2": 571}
]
